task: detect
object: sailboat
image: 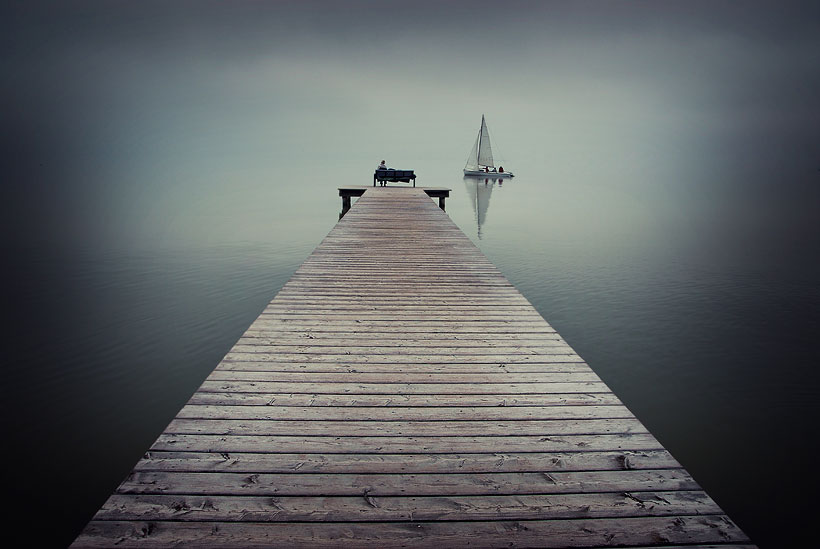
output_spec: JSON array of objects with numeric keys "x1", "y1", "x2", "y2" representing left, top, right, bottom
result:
[{"x1": 463, "y1": 115, "x2": 514, "y2": 178}]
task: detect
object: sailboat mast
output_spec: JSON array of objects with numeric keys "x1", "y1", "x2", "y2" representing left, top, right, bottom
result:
[{"x1": 477, "y1": 116, "x2": 484, "y2": 166}]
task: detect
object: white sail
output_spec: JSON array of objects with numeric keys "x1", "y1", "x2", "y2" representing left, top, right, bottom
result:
[
  {"x1": 477, "y1": 115, "x2": 494, "y2": 168},
  {"x1": 465, "y1": 131, "x2": 480, "y2": 170}
]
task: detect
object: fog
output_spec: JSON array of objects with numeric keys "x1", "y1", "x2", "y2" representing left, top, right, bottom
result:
[{"x1": 4, "y1": 1, "x2": 818, "y2": 251}]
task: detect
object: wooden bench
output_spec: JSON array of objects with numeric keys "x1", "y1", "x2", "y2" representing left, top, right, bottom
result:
[{"x1": 374, "y1": 169, "x2": 416, "y2": 187}]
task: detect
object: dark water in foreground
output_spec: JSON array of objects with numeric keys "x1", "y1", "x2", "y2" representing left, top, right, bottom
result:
[{"x1": 6, "y1": 173, "x2": 820, "y2": 548}]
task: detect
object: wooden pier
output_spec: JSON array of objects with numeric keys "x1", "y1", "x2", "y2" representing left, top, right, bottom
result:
[{"x1": 73, "y1": 187, "x2": 754, "y2": 547}]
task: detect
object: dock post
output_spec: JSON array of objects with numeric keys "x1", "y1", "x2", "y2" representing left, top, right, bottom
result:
[
  {"x1": 339, "y1": 188, "x2": 367, "y2": 219},
  {"x1": 340, "y1": 187, "x2": 448, "y2": 218}
]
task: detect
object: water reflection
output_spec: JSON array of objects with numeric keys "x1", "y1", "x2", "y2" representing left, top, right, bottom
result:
[{"x1": 463, "y1": 177, "x2": 506, "y2": 239}]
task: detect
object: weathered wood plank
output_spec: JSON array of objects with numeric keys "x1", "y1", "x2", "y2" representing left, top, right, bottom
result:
[
  {"x1": 94, "y1": 491, "x2": 719, "y2": 522},
  {"x1": 186, "y1": 392, "x2": 624, "y2": 407},
  {"x1": 229, "y1": 344, "x2": 576, "y2": 354},
  {"x1": 197, "y1": 380, "x2": 610, "y2": 394},
  {"x1": 219, "y1": 356, "x2": 586, "y2": 365},
  {"x1": 134, "y1": 450, "x2": 681, "y2": 473},
  {"x1": 257, "y1": 313, "x2": 545, "y2": 321},
  {"x1": 206, "y1": 371, "x2": 598, "y2": 383},
  {"x1": 73, "y1": 516, "x2": 749, "y2": 548},
  {"x1": 215, "y1": 362, "x2": 590, "y2": 373},
  {"x1": 249, "y1": 319, "x2": 553, "y2": 327},
  {"x1": 221, "y1": 353, "x2": 585, "y2": 364},
  {"x1": 243, "y1": 323, "x2": 558, "y2": 333},
  {"x1": 256, "y1": 298, "x2": 541, "y2": 306},
  {"x1": 235, "y1": 336, "x2": 568, "y2": 346},
  {"x1": 267, "y1": 296, "x2": 534, "y2": 304},
  {"x1": 163, "y1": 418, "x2": 647, "y2": 437},
  {"x1": 149, "y1": 433, "x2": 664, "y2": 453},
  {"x1": 117, "y1": 469, "x2": 699, "y2": 496},
  {"x1": 176, "y1": 404, "x2": 636, "y2": 421}
]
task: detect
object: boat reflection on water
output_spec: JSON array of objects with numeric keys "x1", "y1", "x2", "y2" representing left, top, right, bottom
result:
[{"x1": 463, "y1": 177, "x2": 507, "y2": 239}]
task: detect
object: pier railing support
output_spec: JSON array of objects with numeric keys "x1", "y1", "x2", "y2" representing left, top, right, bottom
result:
[{"x1": 339, "y1": 187, "x2": 450, "y2": 218}]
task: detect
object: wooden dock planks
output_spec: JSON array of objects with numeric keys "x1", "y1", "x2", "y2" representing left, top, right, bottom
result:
[{"x1": 72, "y1": 187, "x2": 754, "y2": 548}]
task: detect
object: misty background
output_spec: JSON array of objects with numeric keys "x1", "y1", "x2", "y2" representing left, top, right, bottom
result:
[{"x1": 3, "y1": 1, "x2": 819, "y2": 546}]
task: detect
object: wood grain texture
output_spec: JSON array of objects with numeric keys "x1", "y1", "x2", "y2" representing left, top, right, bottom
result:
[
  {"x1": 72, "y1": 187, "x2": 753, "y2": 547},
  {"x1": 75, "y1": 517, "x2": 749, "y2": 547}
]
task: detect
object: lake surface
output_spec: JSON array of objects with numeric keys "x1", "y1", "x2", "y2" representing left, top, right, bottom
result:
[{"x1": 7, "y1": 166, "x2": 819, "y2": 547}]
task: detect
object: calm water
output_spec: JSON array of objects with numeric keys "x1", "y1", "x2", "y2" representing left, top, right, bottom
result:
[{"x1": 7, "y1": 169, "x2": 819, "y2": 547}]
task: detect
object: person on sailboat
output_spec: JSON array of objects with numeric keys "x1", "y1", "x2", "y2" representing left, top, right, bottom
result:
[
  {"x1": 498, "y1": 166, "x2": 504, "y2": 173},
  {"x1": 484, "y1": 166, "x2": 489, "y2": 173},
  {"x1": 378, "y1": 160, "x2": 387, "y2": 170}
]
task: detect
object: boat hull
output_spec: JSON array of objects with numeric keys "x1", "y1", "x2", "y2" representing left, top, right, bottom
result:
[{"x1": 464, "y1": 170, "x2": 514, "y2": 178}]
